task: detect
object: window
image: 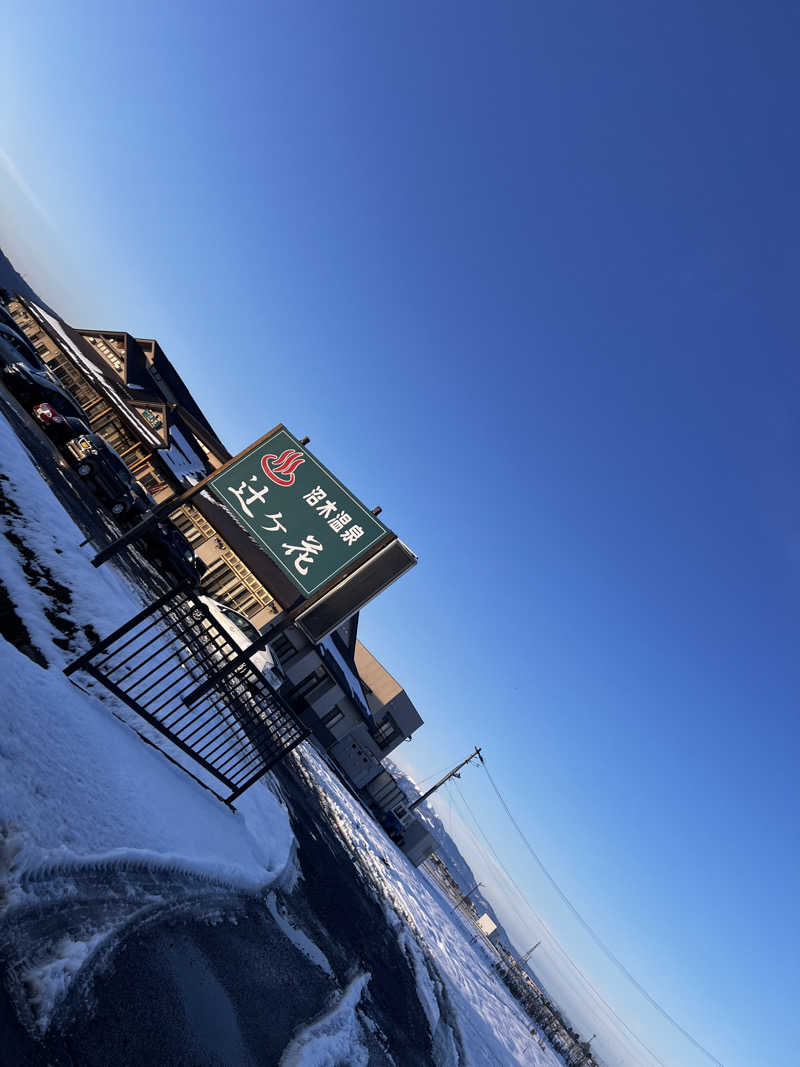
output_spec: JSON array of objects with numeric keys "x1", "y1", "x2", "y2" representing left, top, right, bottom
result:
[
  {"x1": 86, "y1": 335, "x2": 124, "y2": 375},
  {"x1": 373, "y1": 717, "x2": 400, "y2": 750},
  {"x1": 217, "y1": 604, "x2": 260, "y2": 644},
  {"x1": 322, "y1": 707, "x2": 344, "y2": 729},
  {"x1": 293, "y1": 670, "x2": 325, "y2": 702}
]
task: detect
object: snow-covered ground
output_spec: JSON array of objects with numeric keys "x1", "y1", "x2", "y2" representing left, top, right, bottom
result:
[
  {"x1": 0, "y1": 410, "x2": 293, "y2": 888},
  {"x1": 0, "y1": 411, "x2": 295, "y2": 1029},
  {"x1": 0, "y1": 406, "x2": 559, "y2": 1063},
  {"x1": 294, "y1": 745, "x2": 563, "y2": 1067}
]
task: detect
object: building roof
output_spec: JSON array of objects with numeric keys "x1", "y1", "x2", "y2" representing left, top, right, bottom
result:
[
  {"x1": 354, "y1": 641, "x2": 403, "y2": 705},
  {"x1": 21, "y1": 297, "x2": 229, "y2": 479}
]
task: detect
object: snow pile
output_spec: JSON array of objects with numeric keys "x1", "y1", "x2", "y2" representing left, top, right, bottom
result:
[
  {"x1": 279, "y1": 972, "x2": 372, "y2": 1067},
  {"x1": 160, "y1": 425, "x2": 207, "y2": 480},
  {"x1": 0, "y1": 639, "x2": 294, "y2": 891},
  {"x1": 294, "y1": 745, "x2": 562, "y2": 1067},
  {"x1": 21, "y1": 929, "x2": 108, "y2": 1028},
  {"x1": 397, "y1": 921, "x2": 441, "y2": 1033}
]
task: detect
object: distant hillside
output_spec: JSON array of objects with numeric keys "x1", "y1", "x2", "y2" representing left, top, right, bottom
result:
[
  {"x1": 0, "y1": 244, "x2": 52, "y2": 311},
  {"x1": 387, "y1": 763, "x2": 515, "y2": 941},
  {"x1": 387, "y1": 759, "x2": 554, "y2": 997}
]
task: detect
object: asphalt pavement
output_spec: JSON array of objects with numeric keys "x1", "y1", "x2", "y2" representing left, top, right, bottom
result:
[{"x1": 1, "y1": 763, "x2": 436, "y2": 1066}]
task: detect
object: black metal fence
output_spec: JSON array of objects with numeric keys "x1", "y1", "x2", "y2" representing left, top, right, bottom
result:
[{"x1": 65, "y1": 583, "x2": 307, "y2": 801}]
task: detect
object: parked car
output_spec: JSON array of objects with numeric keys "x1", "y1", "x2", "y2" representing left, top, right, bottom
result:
[
  {"x1": 138, "y1": 519, "x2": 207, "y2": 584},
  {"x1": 31, "y1": 404, "x2": 140, "y2": 518},
  {"x1": 62, "y1": 430, "x2": 141, "y2": 517},
  {"x1": 380, "y1": 810, "x2": 406, "y2": 846},
  {"x1": 0, "y1": 323, "x2": 87, "y2": 423},
  {"x1": 30, "y1": 403, "x2": 90, "y2": 445},
  {"x1": 199, "y1": 595, "x2": 286, "y2": 693}
]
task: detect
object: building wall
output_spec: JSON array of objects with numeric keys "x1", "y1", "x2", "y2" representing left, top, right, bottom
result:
[
  {"x1": 7, "y1": 295, "x2": 282, "y2": 625},
  {"x1": 8, "y1": 298, "x2": 168, "y2": 493},
  {"x1": 354, "y1": 641, "x2": 403, "y2": 703},
  {"x1": 353, "y1": 639, "x2": 424, "y2": 757},
  {"x1": 272, "y1": 626, "x2": 368, "y2": 745},
  {"x1": 400, "y1": 818, "x2": 438, "y2": 866},
  {"x1": 372, "y1": 691, "x2": 424, "y2": 755},
  {"x1": 329, "y1": 725, "x2": 383, "y2": 789},
  {"x1": 170, "y1": 504, "x2": 280, "y2": 626}
]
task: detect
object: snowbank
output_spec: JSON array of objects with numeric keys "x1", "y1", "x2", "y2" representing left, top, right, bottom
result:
[
  {"x1": 0, "y1": 638, "x2": 294, "y2": 893},
  {"x1": 279, "y1": 972, "x2": 372, "y2": 1067}
]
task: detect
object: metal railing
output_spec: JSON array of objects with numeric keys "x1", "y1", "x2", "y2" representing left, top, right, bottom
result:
[{"x1": 65, "y1": 583, "x2": 307, "y2": 802}]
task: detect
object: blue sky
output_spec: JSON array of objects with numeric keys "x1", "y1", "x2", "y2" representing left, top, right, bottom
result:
[{"x1": 2, "y1": 3, "x2": 798, "y2": 1064}]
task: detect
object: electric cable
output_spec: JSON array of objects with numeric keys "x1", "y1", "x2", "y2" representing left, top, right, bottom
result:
[
  {"x1": 479, "y1": 757, "x2": 725, "y2": 1067},
  {"x1": 450, "y1": 781, "x2": 668, "y2": 1067}
]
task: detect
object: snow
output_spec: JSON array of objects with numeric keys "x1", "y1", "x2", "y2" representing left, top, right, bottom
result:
[
  {"x1": 0, "y1": 425, "x2": 147, "y2": 664},
  {"x1": 160, "y1": 424, "x2": 207, "y2": 481},
  {"x1": 22, "y1": 929, "x2": 108, "y2": 1030},
  {"x1": 279, "y1": 972, "x2": 372, "y2": 1067},
  {"x1": 319, "y1": 635, "x2": 373, "y2": 721},
  {"x1": 294, "y1": 745, "x2": 563, "y2": 1067},
  {"x1": 0, "y1": 636, "x2": 294, "y2": 894},
  {"x1": 0, "y1": 407, "x2": 296, "y2": 1023},
  {"x1": 397, "y1": 920, "x2": 441, "y2": 1031},
  {"x1": 266, "y1": 890, "x2": 334, "y2": 976},
  {"x1": 1, "y1": 401, "x2": 559, "y2": 1062}
]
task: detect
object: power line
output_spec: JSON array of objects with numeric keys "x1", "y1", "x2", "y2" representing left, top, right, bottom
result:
[
  {"x1": 480, "y1": 757, "x2": 726, "y2": 1067},
  {"x1": 450, "y1": 781, "x2": 668, "y2": 1067}
]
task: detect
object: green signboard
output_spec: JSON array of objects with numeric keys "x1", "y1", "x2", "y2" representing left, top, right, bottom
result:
[{"x1": 206, "y1": 427, "x2": 390, "y2": 598}]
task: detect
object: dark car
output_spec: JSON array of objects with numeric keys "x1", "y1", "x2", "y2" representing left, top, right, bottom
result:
[
  {"x1": 0, "y1": 323, "x2": 87, "y2": 424},
  {"x1": 138, "y1": 519, "x2": 207, "y2": 584},
  {"x1": 30, "y1": 403, "x2": 90, "y2": 445},
  {"x1": 62, "y1": 430, "x2": 140, "y2": 517},
  {"x1": 380, "y1": 810, "x2": 406, "y2": 846}
]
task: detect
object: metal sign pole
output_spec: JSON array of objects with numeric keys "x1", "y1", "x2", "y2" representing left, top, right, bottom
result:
[{"x1": 90, "y1": 423, "x2": 285, "y2": 568}]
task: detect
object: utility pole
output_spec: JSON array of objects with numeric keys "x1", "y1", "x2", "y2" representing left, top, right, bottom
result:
[
  {"x1": 408, "y1": 746, "x2": 483, "y2": 811},
  {"x1": 520, "y1": 942, "x2": 541, "y2": 964},
  {"x1": 452, "y1": 880, "x2": 482, "y2": 913}
]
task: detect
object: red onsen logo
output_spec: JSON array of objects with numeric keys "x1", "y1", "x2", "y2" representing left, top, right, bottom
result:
[{"x1": 261, "y1": 448, "x2": 306, "y2": 486}]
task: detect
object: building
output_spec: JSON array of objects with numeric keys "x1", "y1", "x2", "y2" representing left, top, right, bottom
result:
[
  {"x1": 476, "y1": 912, "x2": 499, "y2": 940},
  {"x1": 271, "y1": 620, "x2": 435, "y2": 863},
  {"x1": 4, "y1": 290, "x2": 433, "y2": 850},
  {"x1": 354, "y1": 641, "x2": 424, "y2": 753},
  {"x1": 272, "y1": 623, "x2": 424, "y2": 769},
  {"x1": 5, "y1": 293, "x2": 281, "y2": 624}
]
